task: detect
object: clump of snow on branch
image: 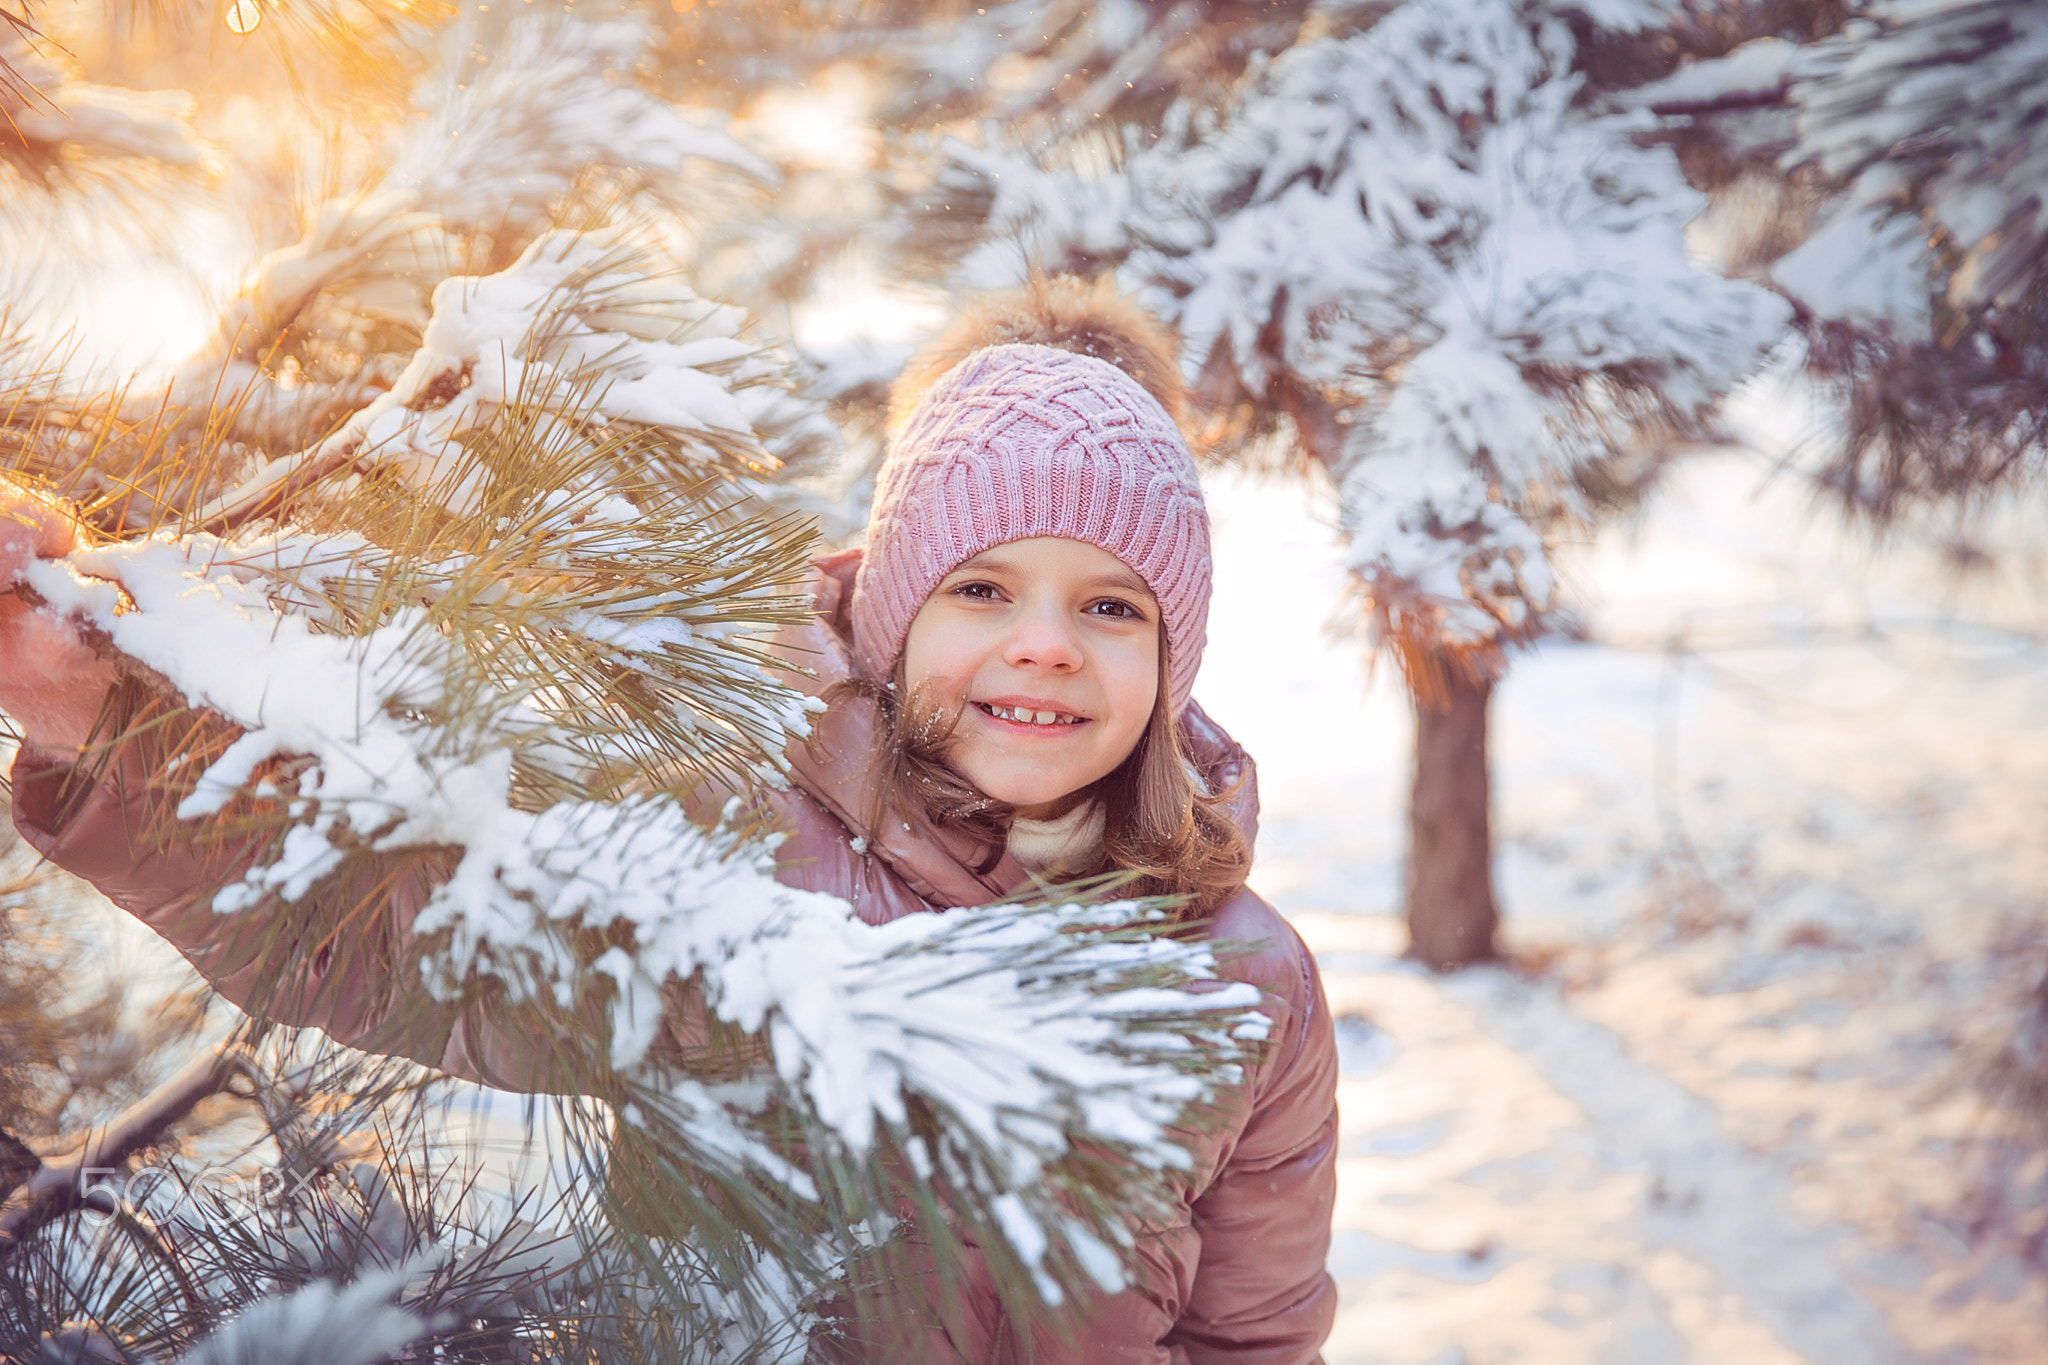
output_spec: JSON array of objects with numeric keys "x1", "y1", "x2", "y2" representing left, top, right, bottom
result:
[
  {"x1": 1789, "y1": 0, "x2": 2048, "y2": 312},
  {"x1": 0, "y1": 30, "x2": 215, "y2": 171},
  {"x1": 1771, "y1": 200, "x2": 1941, "y2": 339},
  {"x1": 177, "y1": 1273, "x2": 426, "y2": 1365},
  {"x1": 1621, "y1": 33, "x2": 1804, "y2": 108}
]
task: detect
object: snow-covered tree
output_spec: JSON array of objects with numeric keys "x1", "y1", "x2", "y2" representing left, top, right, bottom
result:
[{"x1": 899, "y1": 0, "x2": 1790, "y2": 967}]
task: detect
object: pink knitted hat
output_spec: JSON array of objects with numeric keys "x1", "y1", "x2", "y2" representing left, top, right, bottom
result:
[{"x1": 851, "y1": 343, "x2": 1212, "y2": 712}]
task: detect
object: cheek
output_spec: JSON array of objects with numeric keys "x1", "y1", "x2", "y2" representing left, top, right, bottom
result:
[
  {"x1": 1102, "y1": 637, "x2": 1162, "y2": 743},
  {"x1": 901, "y1": 606, "x2": 977, "y2": 701}
]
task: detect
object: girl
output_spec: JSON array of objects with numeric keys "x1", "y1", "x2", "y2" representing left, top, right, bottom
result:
[{"x1": 0, "y1": 282, "x2": 1338, "y2": 1363}]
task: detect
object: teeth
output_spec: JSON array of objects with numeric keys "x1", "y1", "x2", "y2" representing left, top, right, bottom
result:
[{"x1": 983, "y1": 704, "x2": 1079, "y2": 726}]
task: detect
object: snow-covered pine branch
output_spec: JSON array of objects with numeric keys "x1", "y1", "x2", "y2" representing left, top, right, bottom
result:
[
  {"x1": 38, "y1": 221, "x2": 834, "y2": 544},
  {"x1": 1790, "y1": 0, "x2": 2048, "y2": 314},
  {"x1": 879, "y1": 0, "x2": 1220, "y2": 129},
  {"x1": 391, "y1": 10, "x2": 772, "y2": 236},
  {"x1": 10, "y1": 1051, "x2": 828, "y2": 1362},
  {"x1": 132, "y1": 8, "x2": 804, "y2": 514},
  {"x1": 1784, "y1": 0, "x2": 2047, "y2": 519},
  {"x1": 0, "y1": 28, "x2": 214, "y2": 175},
  {"x1": 205, "y1": 229, "x2": 828, "y2": 528},
  {"x1": 1636, "y1": 1, "x2": 2048, "y2": 521},
  {"x1": 897, "y1": 132, "x2": 1143, "y2": 291},
  {"x1": 20, "y1": 530, "x2": 1263, "y2": 1327},
  {"x1": 8, "y1": 219, "x2": 1265, "y2": 1327}
]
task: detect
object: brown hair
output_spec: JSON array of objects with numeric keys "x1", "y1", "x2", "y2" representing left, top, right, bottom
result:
[{"x1": 833, "y1": 633, "x2": 1250, "y2": 921}]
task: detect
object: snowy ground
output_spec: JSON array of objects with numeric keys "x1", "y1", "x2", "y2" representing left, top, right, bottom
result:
[{"x1": 1195, "y1": 386, "x2": 2048, "y2": 1362}]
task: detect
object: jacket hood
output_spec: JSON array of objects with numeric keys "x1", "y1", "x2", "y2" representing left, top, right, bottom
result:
[{"x1": 769, "y1": 548, "x2": 1258, "y2": 910}]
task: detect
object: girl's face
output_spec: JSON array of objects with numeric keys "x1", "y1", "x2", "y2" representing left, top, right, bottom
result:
[{"x1": 902, "y1": 537, "x2": 1161, "y2": 819}]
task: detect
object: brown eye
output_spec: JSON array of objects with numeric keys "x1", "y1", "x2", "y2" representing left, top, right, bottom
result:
[
  {"x1": 952, "y1": 580, "x2": 1003, "y2": 601},
  {"x1": 1086, "y1": 598, "x2": 1145, "y2": 621}
]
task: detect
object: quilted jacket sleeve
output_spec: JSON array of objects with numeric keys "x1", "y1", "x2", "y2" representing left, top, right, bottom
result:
[
  {"x1": 10, "y1": 725, "x2": 574, "y2": 1092},
  {"x1": 9, "y1": 713, "x2": 818, "y2": 1092}
]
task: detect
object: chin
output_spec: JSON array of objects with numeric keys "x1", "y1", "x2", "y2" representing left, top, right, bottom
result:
[
  {"x1": 973, "y1": 768, "x2": 1083, "y2": 810},
  {"x1": 987, "y1": 782, "x2": 1068, "y2": 809}
]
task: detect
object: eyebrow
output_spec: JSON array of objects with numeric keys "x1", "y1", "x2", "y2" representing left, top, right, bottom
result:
[
  {"x1": 955, "y1": 553, "x2": 1156, "y2": 602},
  {"x1": 1082, "y1": 568, "x2": 1156, "y2": 600}
]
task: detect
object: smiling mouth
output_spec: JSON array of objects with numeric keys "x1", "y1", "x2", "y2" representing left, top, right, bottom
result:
[{"x1": 973, "y1": 702, "x2": 1087, "y2": 727}]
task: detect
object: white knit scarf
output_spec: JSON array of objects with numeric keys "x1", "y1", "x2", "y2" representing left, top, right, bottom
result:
[{"x1": 1006, "y1": 801, "x2": 1107, "y2": 878}]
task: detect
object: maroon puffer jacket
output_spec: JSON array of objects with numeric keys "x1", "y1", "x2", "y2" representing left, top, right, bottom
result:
[{"x1": 10, "y1": 551, "x2": 1338, "y2": 1364}]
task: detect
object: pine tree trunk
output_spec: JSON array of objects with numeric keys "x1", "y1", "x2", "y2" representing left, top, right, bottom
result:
[{"x1": 1405, "y1": 667, "x2": 1499, "y2": 970}]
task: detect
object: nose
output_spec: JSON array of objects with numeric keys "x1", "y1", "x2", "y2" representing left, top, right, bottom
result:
[{"x1": 1002, "y1": 601, "x2": 1083, "y2": 673}]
